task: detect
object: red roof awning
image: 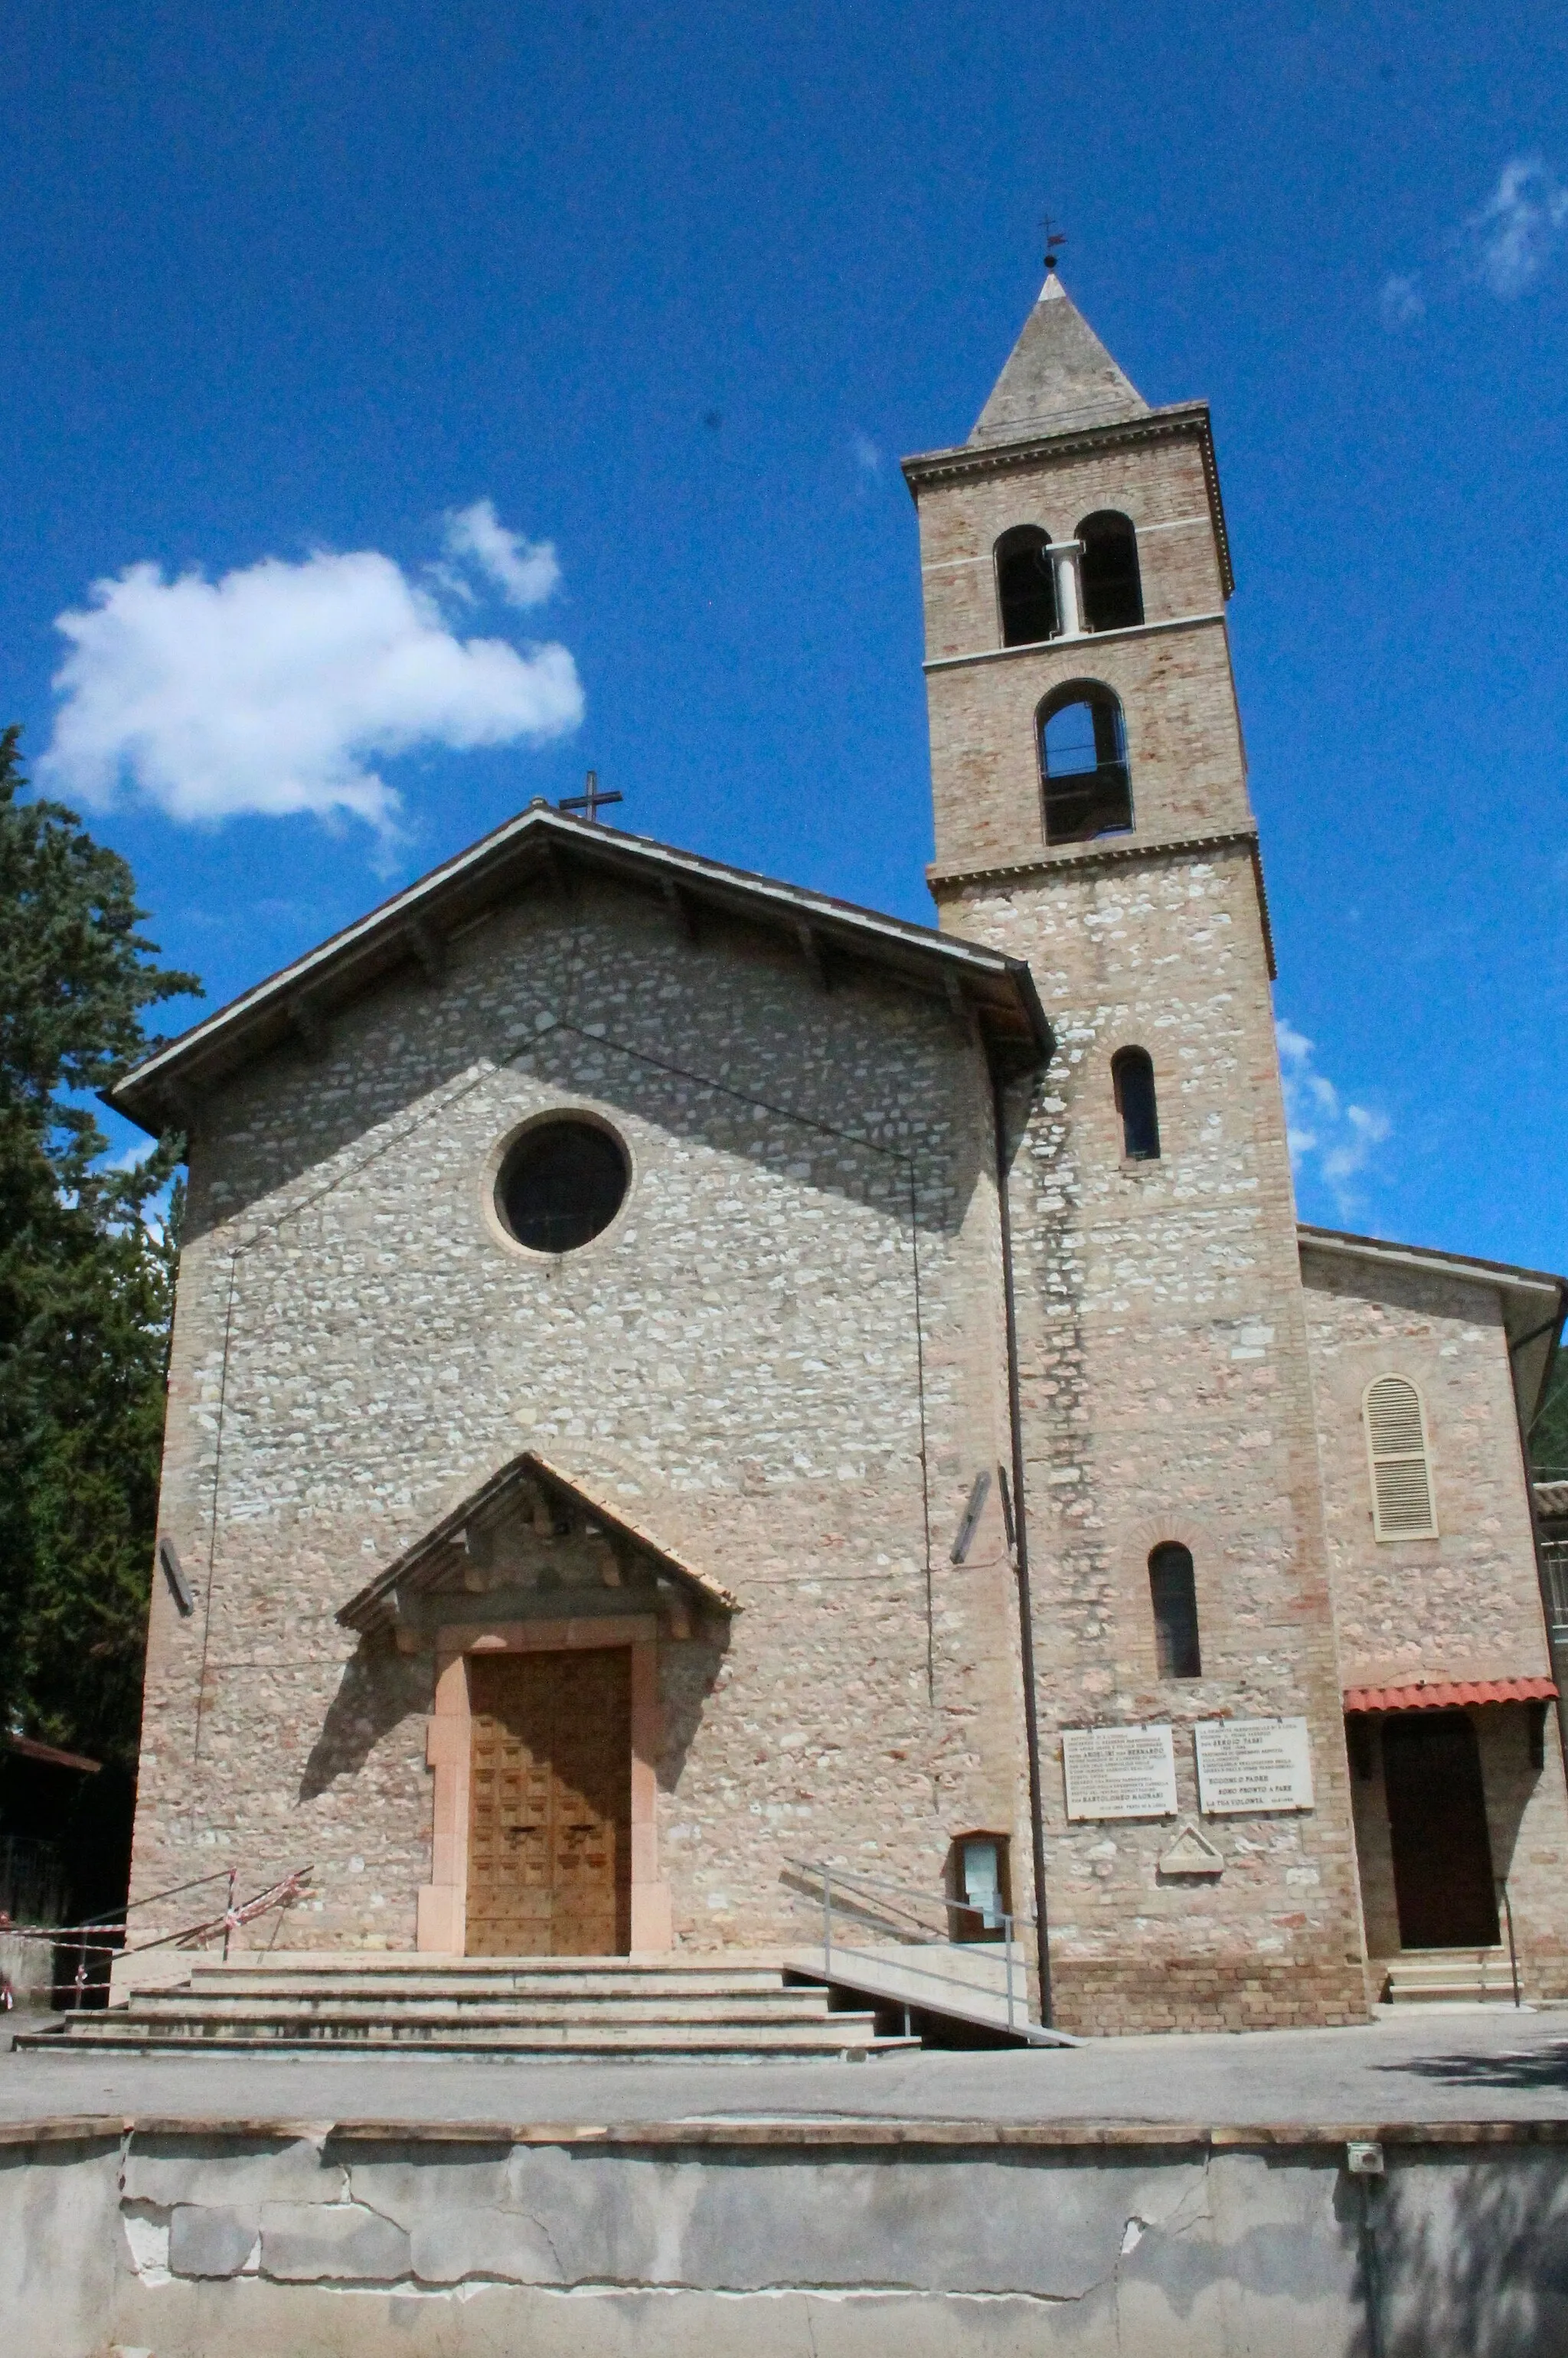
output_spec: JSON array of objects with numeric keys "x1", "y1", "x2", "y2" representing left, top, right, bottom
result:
[{"x1": 1344, "y1": 1677, "x2": 1558, "y2": 1714}]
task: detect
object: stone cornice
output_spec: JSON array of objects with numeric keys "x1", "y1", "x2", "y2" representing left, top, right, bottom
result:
[
  {"x1": 928, "y1": 825, "x2": 1277, "y2": 982},
  {"x1": 923, "y1": 609, "x2": 1227, "y2": 675},
  {"x1": 901, "y1": 401, "x2": 1234, "y2": 600}
]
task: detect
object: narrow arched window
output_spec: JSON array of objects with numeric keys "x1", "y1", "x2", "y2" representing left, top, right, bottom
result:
[
  {"x1": 1364, "y1": 1376, "x2": 1439, "y2": 1540},
  {"x1": 1149, "y1": 1543, "x2": 1201, "y2": 1679},
  {"x1": 995, "y1": 525, "x2": 1058, "y2": 648},
  {"x1": 1112, "y1": 1048, "x2": 1160, "y2": 1160},
  {"x1": 1078, "y1": 511, "x2": 1143, "y2": 632},
  {"x1": 1038, "y1": 681, "x2": 1132, "y2": 844}
]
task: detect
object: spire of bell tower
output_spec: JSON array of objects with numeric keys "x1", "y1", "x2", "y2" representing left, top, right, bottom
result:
[{"x1": 969, "y1": 269, "x2": 1151, "y2": 446}]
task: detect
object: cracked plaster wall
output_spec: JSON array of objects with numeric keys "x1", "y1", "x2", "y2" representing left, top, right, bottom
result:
[{"x1": 6, "y1": 2127, "x2": 1568, "y2": 2356}]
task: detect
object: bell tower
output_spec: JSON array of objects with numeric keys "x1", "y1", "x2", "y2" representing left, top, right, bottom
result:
[{"x1": 903, "y1": 269, "x2": 1370, "y2": 2033}]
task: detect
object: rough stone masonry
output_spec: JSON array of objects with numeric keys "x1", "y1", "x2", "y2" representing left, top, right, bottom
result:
[{"x1": 109, "y1": 263, "x2": 1568, "y2": 2031}]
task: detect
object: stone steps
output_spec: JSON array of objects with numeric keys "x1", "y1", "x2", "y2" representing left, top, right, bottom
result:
[
  {"x1": 1380, "y1": 1948, "x2": 1520, "y2": 2005},
  {"x1": 179, "y1": 1968, "x2": 792, "y2": 2002},
  {"x1": 18, "y1": 1955, "x2": 920, "y2": 2061},
  {"x1": 134, "y1": 1995, "x2": 835, "y2": 2027}
]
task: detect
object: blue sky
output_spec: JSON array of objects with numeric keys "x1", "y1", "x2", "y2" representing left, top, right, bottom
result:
[{"x1": 5, "y1": 0, "x2": 1565, "y2": 1269}]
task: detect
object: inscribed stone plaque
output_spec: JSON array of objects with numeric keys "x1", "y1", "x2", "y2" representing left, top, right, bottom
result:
[
  {"x1": 1062, "y1": 1724, "x2": 1178, "y2": 1821},
  {"x1": 1194, "y1": 1718, "x2": 1315, "y2": 1814}
]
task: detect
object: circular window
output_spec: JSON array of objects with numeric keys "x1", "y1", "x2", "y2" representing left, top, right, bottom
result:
[{"x1": 495, "y1": 1119, "x2": 629, "y2": 1254}]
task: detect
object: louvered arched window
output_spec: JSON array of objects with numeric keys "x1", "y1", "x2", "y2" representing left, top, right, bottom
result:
[{"x1": 1363, "y1": 1375, "x2": 1439, "y2": 1541}]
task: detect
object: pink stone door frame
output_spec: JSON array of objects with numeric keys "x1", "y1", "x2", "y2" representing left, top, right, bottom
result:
[{"x1": 416, "y1": 1613, "x2": 672, "y2": 1957}]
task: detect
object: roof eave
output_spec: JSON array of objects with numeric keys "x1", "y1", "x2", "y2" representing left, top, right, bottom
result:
[
  {"x1": 1298, "y1": 1223, "x2": 1568, "y2": 1427},
  {"x1": 338, "y1": 1449, "x2": 738, "y2": 1635},
  {"x1": 900, "y1": 401, "x2": 1234, "y2": 601},
  {"x1": 108, "y1": 808, "x2": 1051, "y2": 1133}
]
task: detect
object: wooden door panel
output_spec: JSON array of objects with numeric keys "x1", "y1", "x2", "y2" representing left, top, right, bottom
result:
[
  {"x1": 466, "y1": 1650, "x2": 632, "y2": 1957},
  {"x1": 1383, "y1": 1710, "x2": 1499, "y2": 1950}
]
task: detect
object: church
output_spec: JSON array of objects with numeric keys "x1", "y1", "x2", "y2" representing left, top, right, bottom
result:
[{"x1": 110, "y1": 264, "x2": 1568, "y2": 2034}]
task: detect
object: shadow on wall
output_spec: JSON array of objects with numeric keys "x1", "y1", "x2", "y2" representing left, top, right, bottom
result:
[
  {"x1": 657, "y1": 1628, "x2": 729, "y2": 1798},
  {"x1": 299, "y1": 1639, "x2": 431, "y2": 1801},
  {"x1": 180, "y1": 886, "x2": 992, "y2": 1247},
  {"x1": 1370, "y1": 2149, "x2": 1568, "y2": 2356}
]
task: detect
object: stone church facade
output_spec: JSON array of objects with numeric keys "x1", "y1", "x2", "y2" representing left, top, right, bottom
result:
[{"x1": 112, "y1": 269, "x2": 1568, "y2": 2033}]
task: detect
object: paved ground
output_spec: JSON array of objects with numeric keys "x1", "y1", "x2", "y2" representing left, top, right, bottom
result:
[{"x1": 5, "y1": 2007, "x2": 1568, "y2": 2128}]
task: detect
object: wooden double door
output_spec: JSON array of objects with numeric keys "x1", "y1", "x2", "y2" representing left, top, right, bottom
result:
[{"x1": 465, "y1": 1649, "x2": 632, "y2": 1956}]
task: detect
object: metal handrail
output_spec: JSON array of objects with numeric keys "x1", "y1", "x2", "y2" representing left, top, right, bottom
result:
[
  {"x1": 789, "y1": 1857, "x2": 1045, "y2": 2038},
  {"x1": 1498, "y1": 1878, "x2": 1523, "y2": 2008},
  {"x1": 786, "y1": 1855, "x2": 1037, "y2": 1932}
]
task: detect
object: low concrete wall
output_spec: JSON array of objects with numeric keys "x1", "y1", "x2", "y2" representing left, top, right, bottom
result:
[{"x1": 4, "y1": 2115, "x2": 1567, "y2": 2356}]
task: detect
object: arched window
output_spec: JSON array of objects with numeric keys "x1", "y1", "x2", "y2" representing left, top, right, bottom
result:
[
  {"x1": 1112, "y1": 1048, "x2": 1161, "y2": 1160},
  {"x1": 1077, "y1": 511, "x2": 1143, "y2": 632},
  {"x1": 1149, "y1": 1543, "x2": 1201, "y2": 1679},
  {"x1": 1364, "y1": 1376, "x2": 1439, "y2": 1541},
  {"x1": 995, "y1": 525, "x2": 1058, "y2": 648},
  {"x1": 1038, "y1": 681, "x2": 1132, "y2": 844}
]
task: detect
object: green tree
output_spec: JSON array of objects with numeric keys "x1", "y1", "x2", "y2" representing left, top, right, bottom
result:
[
  {"x1": 0, "y1": 727, "x2": 200, "y2": 1766},
  {"x1": 1532, "y1": 1350, "x2": 1568, "y2": 1483}
]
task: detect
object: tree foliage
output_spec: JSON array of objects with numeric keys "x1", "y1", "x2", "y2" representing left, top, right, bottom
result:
[
  {"x1": 1532, "y1": 1348, "x2": 1568, "y2": 1483},
  {"x1": 0, "y1": 727, "x2": 200, "y2": 1766}
]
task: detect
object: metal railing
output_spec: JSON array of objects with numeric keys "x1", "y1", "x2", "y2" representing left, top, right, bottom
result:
[
  {"x1": 789, "y1": 1857, "x2": 1060, "y2": 2040},
  {"x1": 1542, "y1": 1540, "x2": 1568, "y2": 1651},
  {"x1": 0, "y1": 1863, "x2": 312, "y2": 2011},
  {"x1": 1498, "y1": 1879, "x2": 1522, "y2": 2008}
]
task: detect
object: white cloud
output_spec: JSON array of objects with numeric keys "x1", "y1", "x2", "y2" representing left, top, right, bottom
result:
[
  {"x1": 442, "y1": 498, "x2": 561, "y2": 609},
  {"x1": 1380, "y1": 273, "x2": 1426, "y2": 328},
  {"x1": 851, "y1": 430, "x2": 883, "y2": 480},
  {"x1": 1459, "y1": 156, "x2": 1568, "y2": 297},
  {"x1": 1277, "y1": 1018, "x2": 1391, "y2": 1217},
  {"x1": 41, "y1": 533, "x2": 583, "y2": 834}
]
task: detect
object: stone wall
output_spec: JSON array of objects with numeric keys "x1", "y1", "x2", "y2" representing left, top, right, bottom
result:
[
  {"x1": 129, "y1": 873, "x2": 1029, "y2": 1955},
  {"x1": 1301, "y1": 1253, "x2": 1552, "y2": 1687},
  {"x1": 1304, "y1": 1251, "x2": 1568, "y2": 1994},
  {"x1": 951, "y1": 844, "x2": 1367, "y2": 2033}
]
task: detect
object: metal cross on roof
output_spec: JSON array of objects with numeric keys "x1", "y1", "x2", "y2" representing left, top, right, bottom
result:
[{"x1": 560, "y1": 769, "x2": 623, "y2": 823}]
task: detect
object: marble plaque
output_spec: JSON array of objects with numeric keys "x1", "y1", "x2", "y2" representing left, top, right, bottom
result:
[
  {"x1": 1063, "y1": 1723, "x2": 1178, "y2": 1821},
  {"x1": 1194, "y1": 1717, "x2": 1315, "y2": 1814}
]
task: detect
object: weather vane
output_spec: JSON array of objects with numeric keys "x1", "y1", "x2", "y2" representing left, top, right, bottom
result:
[
  {"x1": 560, "y1": 769, "x2": 623, "y2": 824},
  {"x1": 1041, "y1": 214, "x2": 1067, "y2": 273}
]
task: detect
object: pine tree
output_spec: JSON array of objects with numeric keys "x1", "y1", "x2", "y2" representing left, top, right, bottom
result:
[{"x1": 0, "y1": 727, "x2": 200, "y2": 1766}]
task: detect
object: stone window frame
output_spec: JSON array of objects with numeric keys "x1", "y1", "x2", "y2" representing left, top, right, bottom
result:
[
  {"x1": 479, "y1": 1104, "x2": 639, "y2": 1267},
  {"x1": 417, "y1": 1614, "x2": 671, "y2": 1958}
]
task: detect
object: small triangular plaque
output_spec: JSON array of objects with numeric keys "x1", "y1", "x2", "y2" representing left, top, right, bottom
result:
[{"x1": 1159, "y1": 1821, "x2": 1223, "y2": 1878}]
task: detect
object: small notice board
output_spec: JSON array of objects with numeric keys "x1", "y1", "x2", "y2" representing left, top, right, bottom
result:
[
  {"x1": 1194, "y1": 1718, "x2": 1315, "y2": 1814},
  {"x1": 1063, "y1": 1723, "x2": 1178, "y2": 1821}
]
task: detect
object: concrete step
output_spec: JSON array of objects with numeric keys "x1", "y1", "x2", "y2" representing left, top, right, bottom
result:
[
  {"x1": 181, "y1": 1968, "x2": 797, "y2": 2003},
  {"x1": 28, "y1": 1954, "x2": 927, "y2": 2061},
  {"x1": 1380, "y1": 1949, "x2": 1519, "y2": 2004},
  {"x1": 134, "y1": 1994, "x2": 838, "y2": 2027},
  {"x1": 19, "y1": 2014, "x2": 910, "y2": 2059}
]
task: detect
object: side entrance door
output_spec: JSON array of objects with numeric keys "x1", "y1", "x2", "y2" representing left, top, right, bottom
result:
[
  {"x1": 466, "y1": 1648, "x2": 632, "y2": 1956},
  {"x1": 1383, "y1": 1710, "x2": 1500, "y2": 1949}
]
